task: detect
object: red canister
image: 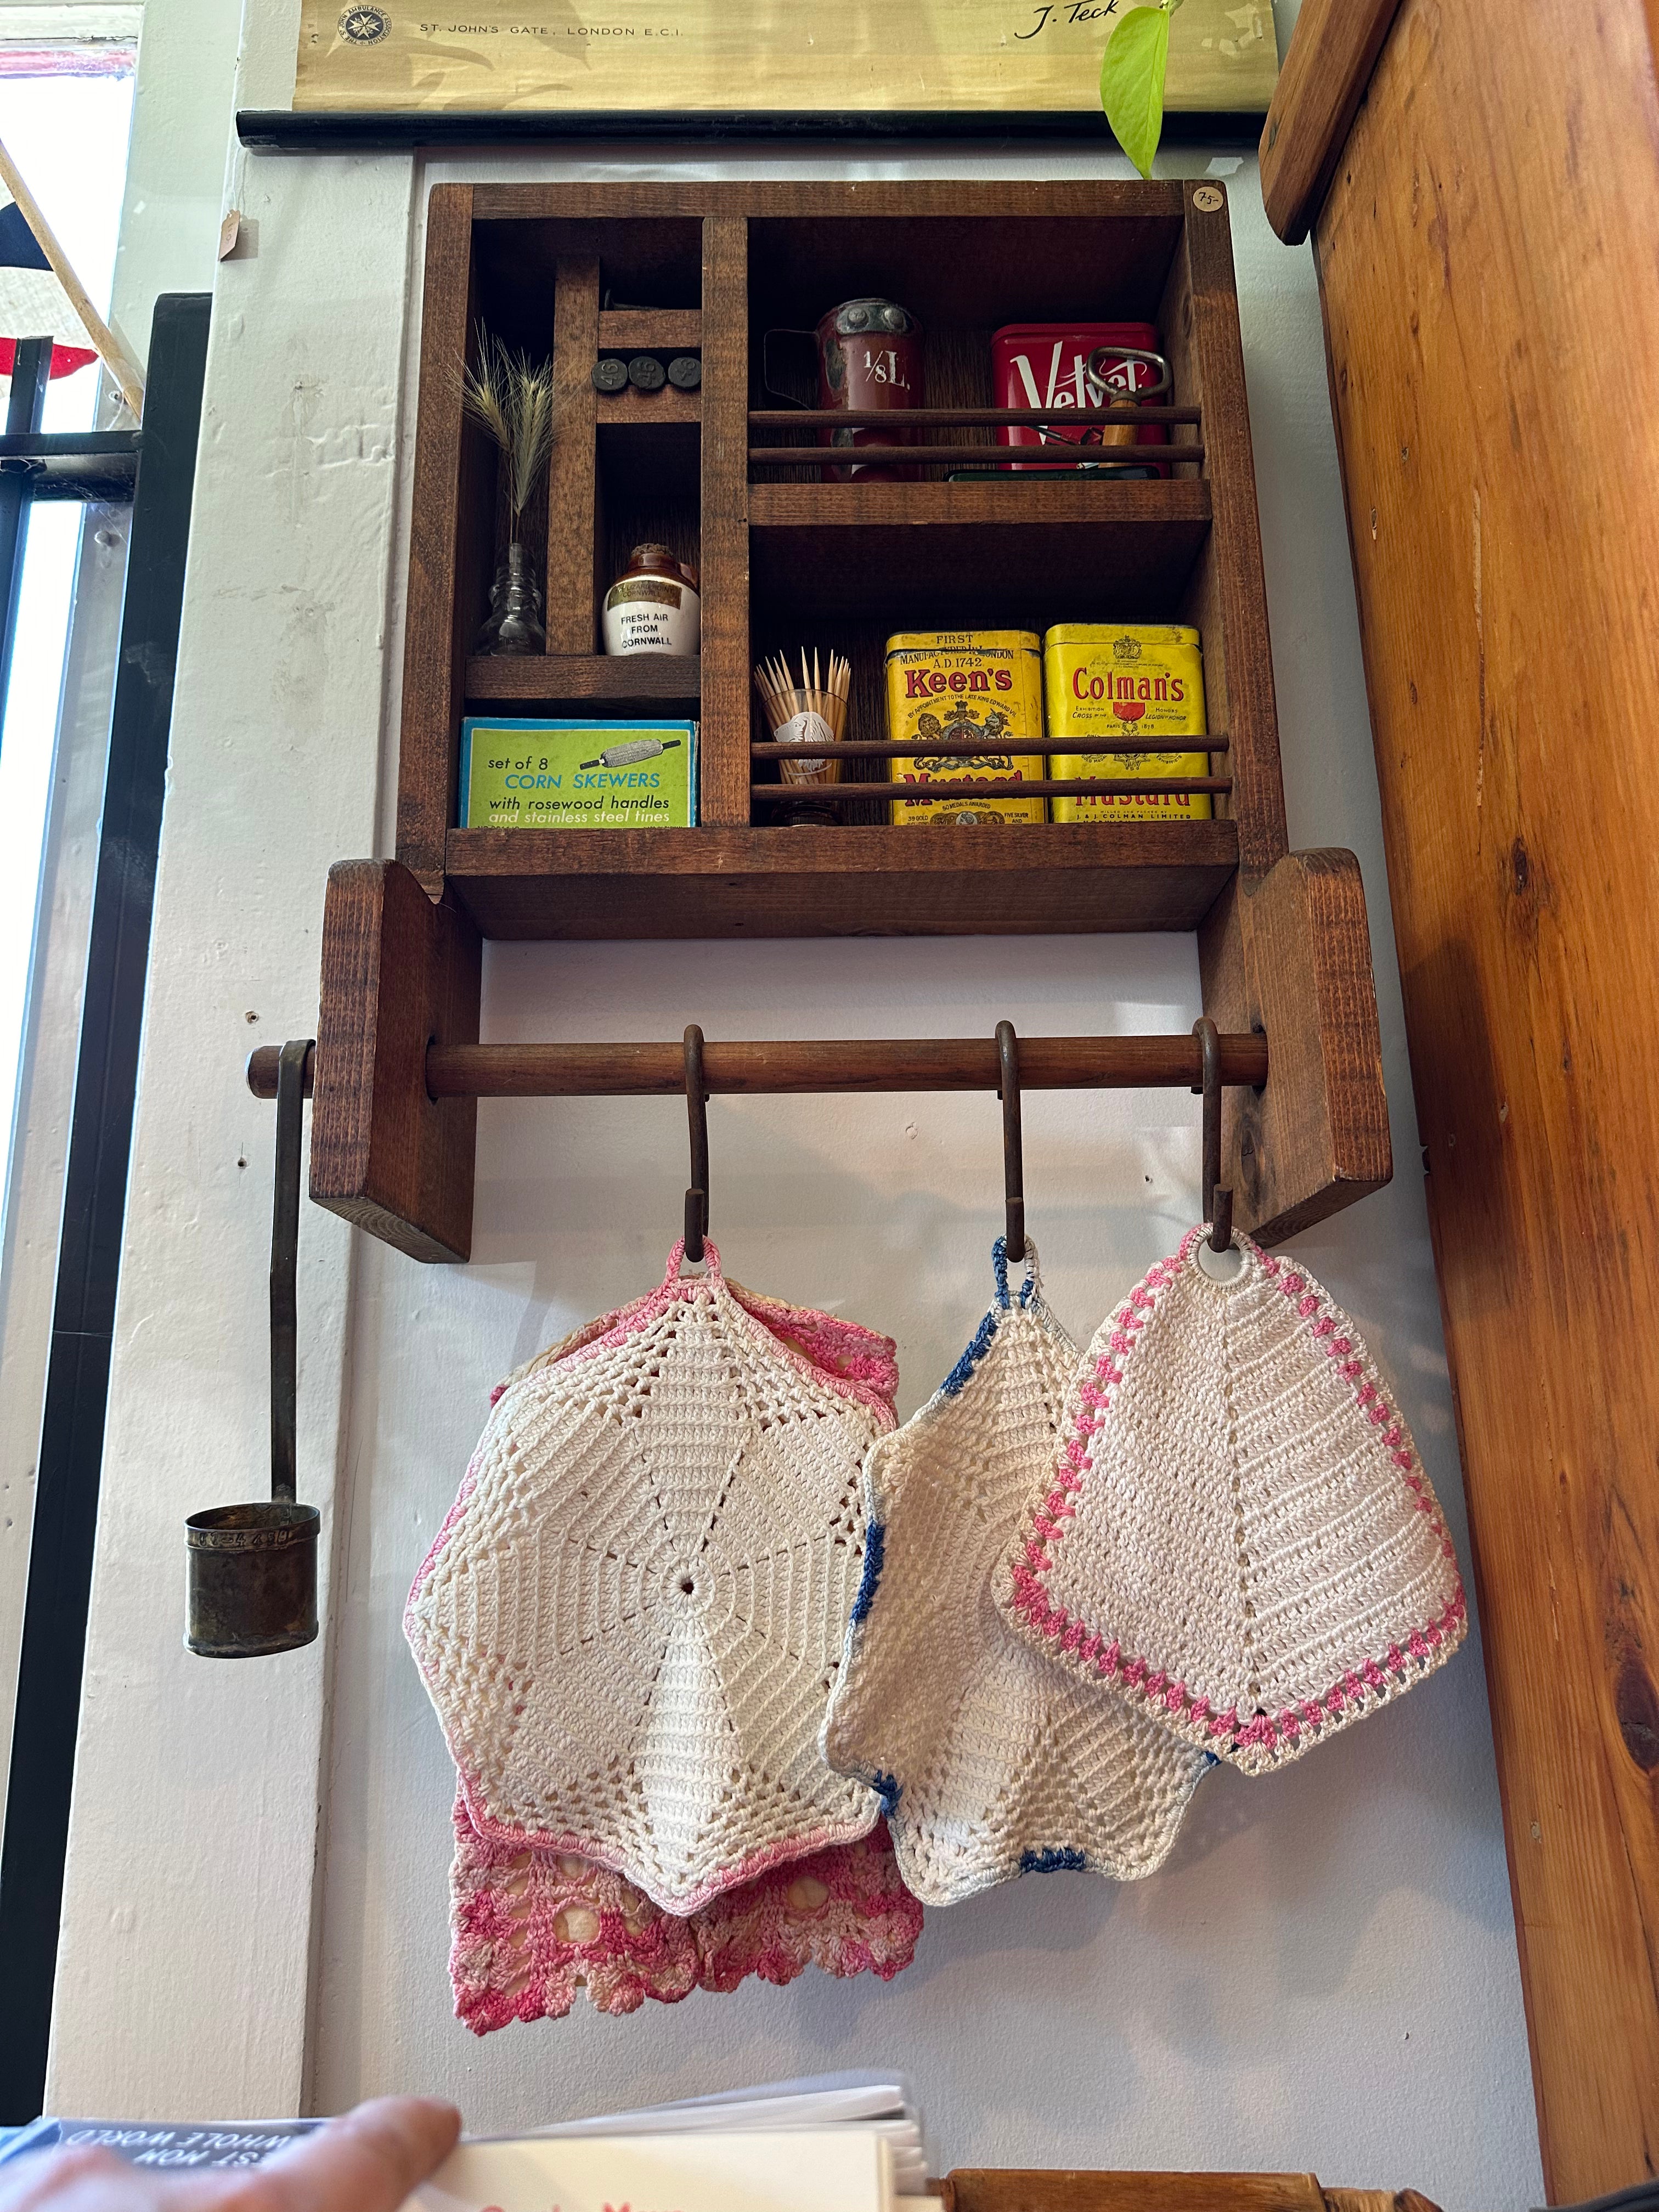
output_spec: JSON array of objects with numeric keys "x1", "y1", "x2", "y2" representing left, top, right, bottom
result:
[
  {"x1": 991, "y1": 321, "x2": 1170, "y2": 475},
  {"x1": 816, "y1": 297, "x2": 925, "y2": 482}
]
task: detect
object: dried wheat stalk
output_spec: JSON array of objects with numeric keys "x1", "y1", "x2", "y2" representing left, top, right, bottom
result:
[{"x1": 460, "y1": 329, "x2": 557, "y2": 532}]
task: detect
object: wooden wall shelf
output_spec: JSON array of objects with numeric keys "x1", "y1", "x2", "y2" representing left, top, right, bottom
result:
[
  {"x1": 464, "y1": 653, "x2": 702, "y2": 708},
  {"x1": 442, "y1": 820, "x2": 1241, "y2": 939},
  {"x1": 311, "y1": 178, "x2": 1392, "y2": 1262}
]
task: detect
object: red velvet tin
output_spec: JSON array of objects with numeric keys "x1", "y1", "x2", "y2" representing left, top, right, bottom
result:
[{"x1": 991, "y1": 321, "x2": 1170, "y2": 475}]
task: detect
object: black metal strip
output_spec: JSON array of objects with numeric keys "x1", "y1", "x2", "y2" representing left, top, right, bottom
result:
[
  {"x1": 0, "y1": 432, "x2": 140, "y2": 505},
  {"x1": 236, "y1": 105, "x2": 1265, "y2": 151},
  {"x1": 0, "y1": 339, "x2": 50, "y2": 744},
  {"x1": 0, "y1": 291, "x2": 210, "y2": 2123},
  {"x1": 0, "y1": 432, "x2": 140, "y2": 461}
]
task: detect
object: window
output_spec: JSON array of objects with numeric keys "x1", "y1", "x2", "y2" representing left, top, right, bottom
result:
[{"x1": 0, "y1": 20, "x2": 136, "y2": 1247}]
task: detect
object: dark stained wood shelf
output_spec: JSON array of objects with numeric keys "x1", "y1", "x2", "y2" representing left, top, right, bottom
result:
[
  {"x1": 595, "y1": 383, "x2": 701, "y2": 426},
  {"x1": 748, "y1": 479, "x2": 1211, "y2": 617},
  {"x1": 442, "y1": 820, "x2": 1240, "y2": 939},
  {"x1": 317, "y1": 178, "x2": 1391, "y2": 1262},
  {"x1": 597, "y1": 308, "x2": 702, "y2": 351},
  {"x1": 465, "y1": 653, "x2": 701, "y2": 707}
]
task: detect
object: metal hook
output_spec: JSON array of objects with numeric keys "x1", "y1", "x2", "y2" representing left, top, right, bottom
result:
[
  {"x1": 996, "y1": 1019, "x2": 1025, "y2": 1265},
  {"x1": 1192, "y1": 1015, "x2": 1234, "y2": 1254},
  {"x1": 684, "y1": 1024, "x2": 708, "y2": 1262}
]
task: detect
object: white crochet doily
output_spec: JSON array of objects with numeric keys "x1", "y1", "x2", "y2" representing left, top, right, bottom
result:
[
  {"x1": 823, "y1": 1240, "x2": 1210, "y2": 1903},
  {"x1": 407, "y1": 1242, "x2": 896, "y2": 1913},
  {"x1": 994, "y1": 1228, "x2": 1468, "y2": 1774}
]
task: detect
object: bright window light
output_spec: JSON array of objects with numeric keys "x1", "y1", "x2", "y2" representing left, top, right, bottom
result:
[{"x1": 0, "y1": 54, "x2": 135, "y2": 1250}]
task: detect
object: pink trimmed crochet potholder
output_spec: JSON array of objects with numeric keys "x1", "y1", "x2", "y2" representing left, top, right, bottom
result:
[
  {"x1": 407, "y1": 1241, "x2": 898, "y2": 1915},
  {"x1": 448, "y1": 1791, "x2": 923, "y2": 2034},
  {"x1": 993, "y1": 1228, "x2": 1468, "y2": 1774}
]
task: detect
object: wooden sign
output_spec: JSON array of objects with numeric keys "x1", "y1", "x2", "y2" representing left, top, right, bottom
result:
[{"x1": 294, "y1": 0, "x2": 1277, "y2": 119}]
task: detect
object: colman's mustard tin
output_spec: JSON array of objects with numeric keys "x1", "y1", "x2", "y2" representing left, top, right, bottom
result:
[
  {"x1": 885, "y1": 630, "x2": 1045, "y2": 825},
  {"x1": 1044, "y1": 623, "x2": 1210, "y2": 823}
]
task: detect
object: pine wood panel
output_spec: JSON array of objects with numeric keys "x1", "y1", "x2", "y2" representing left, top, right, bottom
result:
[{"x1": 1304, "y1": 0, "x2": 1659, "y2": 2189}]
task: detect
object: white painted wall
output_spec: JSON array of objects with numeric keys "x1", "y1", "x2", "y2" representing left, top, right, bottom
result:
[{"x1": 42, "y1": 2, "x2": 1547, "y2": 2202}]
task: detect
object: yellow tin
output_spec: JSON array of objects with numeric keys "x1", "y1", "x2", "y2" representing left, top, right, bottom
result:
[
  {"x1": 1043, "y1": 622, "x2": 1210, "y2": 823},
  {"x1": 885, "y1": 630, "x2": 1045, "y2": 825}
]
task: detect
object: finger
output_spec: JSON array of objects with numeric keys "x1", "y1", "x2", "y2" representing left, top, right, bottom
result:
[{"x1": 256, "y1": 2100, "x2": 461, "y2": 2212}]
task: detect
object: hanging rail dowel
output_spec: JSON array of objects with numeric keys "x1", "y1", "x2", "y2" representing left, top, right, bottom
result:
[
  {"x1": 752, "y1": 736, "x2": 1230, "y2": 759},
  {"x1": 754, "y1": 777, "x2": 1231, "y2": 803},
  {"x1": 748, "y1": 407, "x2": 1202, "y2": 428},
  {"x1": 249, "y1": 1032, "x2": 1267, "y2": 1103},
  {"x1": 748, "y1": 443, "x2": 1205, "y2": 469}
]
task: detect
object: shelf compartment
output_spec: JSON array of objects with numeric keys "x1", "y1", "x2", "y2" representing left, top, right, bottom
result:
[
  {"x1": 442, "y1": 819, "x2": 1238, "y2": 939},
  {"x1": 465, "y1": 654, "x2": 701, "y2": 710},
  {"x1": 748, "y1": 479, "x2": 1212, "y2": 619}
]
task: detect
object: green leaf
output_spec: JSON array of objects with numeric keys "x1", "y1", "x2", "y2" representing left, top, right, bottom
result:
[{"x1": 1099, "y1": 2, "x2": 1172, "y2": 180}]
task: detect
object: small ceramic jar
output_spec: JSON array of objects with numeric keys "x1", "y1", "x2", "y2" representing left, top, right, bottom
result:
[{"x1": 602, "y1": 544, "x2": 701, "y2": 656}]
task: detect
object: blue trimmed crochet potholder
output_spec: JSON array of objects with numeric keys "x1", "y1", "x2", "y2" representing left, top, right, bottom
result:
[{"x1": 821, "y1": 1239, "x2": 1210, "y2": 1907}]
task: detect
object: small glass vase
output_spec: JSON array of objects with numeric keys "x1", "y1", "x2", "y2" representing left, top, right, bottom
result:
[{"x1": 476, "y1": 540, "x2": 545, "y2": 656}]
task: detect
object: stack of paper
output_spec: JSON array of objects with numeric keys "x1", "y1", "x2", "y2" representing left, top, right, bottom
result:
[
  {"x1": 533, "y1": 2073, "x2": 926, "y2": 2196},
  {"x1": 412, "y1": 2126, "x2": 893, "y2": 2212},
  {"x1": 0, "y1": 2073, "x2": 927, "y2": 2211},
  {"x1": 419, "y1": 2073, "x2": 924, "y2": 2212}
]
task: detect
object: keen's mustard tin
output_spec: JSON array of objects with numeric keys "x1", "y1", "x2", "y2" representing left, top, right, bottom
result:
[
  {"x1": 885, "y1": 631, "x2": 1045, "y2": 826},
  {"x1": 1044, "y1": 623, "x2": 1210, "y2": 823}
]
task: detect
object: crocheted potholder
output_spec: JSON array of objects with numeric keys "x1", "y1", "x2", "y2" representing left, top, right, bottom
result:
[
  {"x1": 408, "y1": 1241, "x2": 898, "y2": 1915},
  {"x1": 448, "y1": 1791, "x2": 923, "y2": 2033},
  {"x1": 823, "y1": 1240, "x2": 1211, "y2": 1905},
  {"x1": 994, "y1": 1228, "x2": 1469, "y2": 1775}
]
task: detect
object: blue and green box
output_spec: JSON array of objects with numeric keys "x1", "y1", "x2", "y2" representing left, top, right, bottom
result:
[{"x1": 458, "y1": 718, "x2": 698, "y2": 828}]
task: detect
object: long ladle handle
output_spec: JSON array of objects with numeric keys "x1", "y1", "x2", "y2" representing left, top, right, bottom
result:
[{"x1": 270, "y1": 1039, "x2": 311, "y2": 1505}]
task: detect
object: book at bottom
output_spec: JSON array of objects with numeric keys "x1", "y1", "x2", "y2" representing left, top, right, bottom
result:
[{"x1": 408, "y1": 2128, "x2": 894, "y2": 2212}]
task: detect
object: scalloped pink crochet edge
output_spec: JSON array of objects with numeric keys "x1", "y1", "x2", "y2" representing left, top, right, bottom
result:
[
  {"x1": 1003, "y1": 1227, "x2": 1469, "y2": 1767},
  {"x1": 449, "y1": 1802, "x2": 923, "y2": 2034}
]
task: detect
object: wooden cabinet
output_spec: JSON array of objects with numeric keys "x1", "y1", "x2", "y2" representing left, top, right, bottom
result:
[{"x1": 308, "y1": 179, "x2": 1390, "y2": 1264}]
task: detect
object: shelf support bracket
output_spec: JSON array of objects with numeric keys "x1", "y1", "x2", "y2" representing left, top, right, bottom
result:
[
  {"x1": 1199, "y1": 847, "x2": 1391, "y2": 1243},
  {"x1": 310, "y1": 859, "x2": 482, "y2": 1262}
]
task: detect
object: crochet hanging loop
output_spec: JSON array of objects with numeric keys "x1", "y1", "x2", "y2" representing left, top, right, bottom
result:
[
  {"x1": 684, "y1": 1023, "x2": 709, "y2": 1262},
  {"x1": 1192, "y1": 1015, "x2": 1237, "y2": 1263},
  {"x1": 996, "y1": 1019, "x2": 1025, "y2": 1265}
]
